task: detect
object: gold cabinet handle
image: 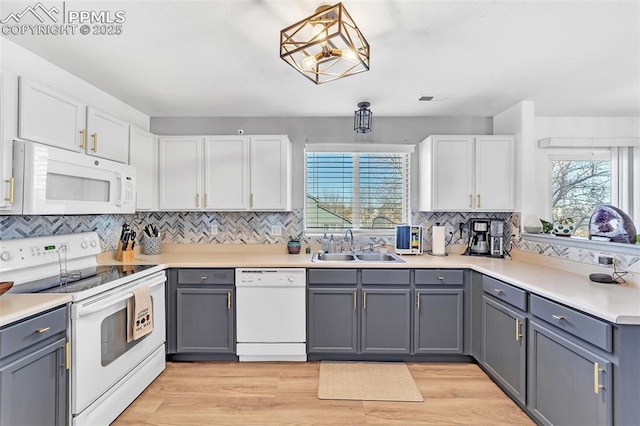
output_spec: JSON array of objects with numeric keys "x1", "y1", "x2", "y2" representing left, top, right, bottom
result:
[
  {"x1": 36, "y1": 327, "x2": 51, "y2": 333},
  {"x1": 594, "y1": 362, "x2": 604, "y2": 394},
  {"x1": 469, "y1": 194, "x2": 473, "y2": 208},
  {"x1": 227, "y1": 292, "x2": 231, "y2": 310},
  {"x1": 416, "y1": 292, "x2": 420, "y2": 310},
  {"x1": 79, "y1": 129, "x2": 86, "y2": 150},
  {"x1": 477, "y1": 194, "x2": 481, "y2": 208},
  {"x1": 204, "y1": 193, "x2": 208, "y2": 208},
  {"x1": 494, "y1": 288, "x2": 504, "y2": 294},
  {"x1": 200, "y1": 275, "x2": 207, "y2": 280},
  {"x1": 552, "y1": 315, "x2": 564, "y2": 321},
  {"x1": 438, "y1": 276, "x2": 444, "y2": 280},
  {"x1": 250, "y1": 193, "x2": 254, "y2": 208},
  {"x1": 4, "y1": 177, "x2": 14, "y2": 203},
  {"x1": 363, "y1": 291, "x2": 367, "y2": 310},
  {"x1": 91, "y1": 132, "x2": 98, "y2": 152},
  {"x1": 195, "y1": 193, "x2": 200, "y2": 208},
  {"x1": 353, "y1": 291, "x2": 357, "y2": 309},
  {"x1": 515, "y1": 318, "x2": 523, "y2": 341}
]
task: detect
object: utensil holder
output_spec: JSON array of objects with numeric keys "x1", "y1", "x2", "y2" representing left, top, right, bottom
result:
[
  {"x1": 143, "y1": 235, "x2": 162, "y2": 255},
  {"x1": 115, "y1": 240, "x2": 135, "y2": 262}
]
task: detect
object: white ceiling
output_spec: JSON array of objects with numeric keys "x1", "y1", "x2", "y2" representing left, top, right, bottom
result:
[{"x1": 2, "y1": 0, "x2": 639, "y2": 118}]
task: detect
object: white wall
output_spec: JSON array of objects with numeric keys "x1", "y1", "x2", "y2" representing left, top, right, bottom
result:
[
  {"x1": 0, "y1": 38, "x2": 149, "y2": 130},
  {"x1": 535, "y1": 117, "x2": 640, "y2": 139}
]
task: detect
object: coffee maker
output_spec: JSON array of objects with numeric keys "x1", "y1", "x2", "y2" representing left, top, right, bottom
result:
[
  {"x1": 464, "y1": 219, "x2": 490, "y2": 256},
  {"x1": 464, "y1": 219, "x2": 506, "y2": 258}
]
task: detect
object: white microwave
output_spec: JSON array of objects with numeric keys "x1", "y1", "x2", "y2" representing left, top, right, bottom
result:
[{"x1": 10, "y1": 140, "x2": 136, "y2": 215}]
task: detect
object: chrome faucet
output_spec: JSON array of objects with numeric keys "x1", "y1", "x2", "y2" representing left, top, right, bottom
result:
[{"x1": 343, "y1": 229, "x2": 354, "y2": 253}]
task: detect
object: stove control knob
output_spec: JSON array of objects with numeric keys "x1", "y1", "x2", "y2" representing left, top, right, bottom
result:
[
  {"x1": 0, "y1": 251, "x2": 13, "y2": 261},
  {"x1": 81, "y1": 241, "x2": 89, "y2": 249},
  {"x1": 90, "y1": 240, "x2": 98, "y2": 248}
]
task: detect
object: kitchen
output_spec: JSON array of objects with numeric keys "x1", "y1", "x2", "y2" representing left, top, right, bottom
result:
[{"x1": 1, "y1": 1, "x2": 639, "y2": 425}]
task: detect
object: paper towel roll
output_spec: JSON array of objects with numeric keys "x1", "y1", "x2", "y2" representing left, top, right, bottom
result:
[{"x1": 432, "y1": 226, "x2": 446, "y2": 255}]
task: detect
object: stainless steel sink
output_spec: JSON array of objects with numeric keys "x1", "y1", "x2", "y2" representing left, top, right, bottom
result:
[
  {"x1": 311, "y1": 252, "x2": 405, "y2": 263},
  {"x1": 355, "y1": 253, "x2": 404, "y2": 262},
  {"x1": 314, "y1": 253, "x2": 357, "y2": 262}
]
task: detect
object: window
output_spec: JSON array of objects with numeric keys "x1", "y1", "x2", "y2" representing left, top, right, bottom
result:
[
  {"x1": 550, "y1": 153, "x2": 611, "y2": 237},
  {"x1": 549, "y1": 147, "x2": 637, "y2": 238},
  {"x1": 305, "y1": 144, "x2": 413, "y2": 234}
]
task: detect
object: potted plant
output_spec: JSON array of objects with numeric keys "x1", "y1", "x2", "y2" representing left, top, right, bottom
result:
[
  {"x1": 287, "y1": 235, "x2": 302, "y2": 254},
  {"x1": 552, "y1": 217, "x2": 576, "y2": 237}
]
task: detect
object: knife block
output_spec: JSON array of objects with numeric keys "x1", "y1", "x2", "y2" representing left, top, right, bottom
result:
[{"x1": 115, "y1": 241, "x2": 135, "y2": 262}]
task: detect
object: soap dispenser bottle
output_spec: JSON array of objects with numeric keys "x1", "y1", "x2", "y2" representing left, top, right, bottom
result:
[{"x1": 321, "y1": 233, "x2": 329, "y2": 252}]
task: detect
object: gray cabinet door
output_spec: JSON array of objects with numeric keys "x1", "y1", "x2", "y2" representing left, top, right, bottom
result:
[
  {"x1": 0, "y1": 337, "x2": 67, "y2": 426},
  {"x1": 528, "y1": 320, "x2": 612, "y2": 426},
  {"x1": 414, "y1": 288, "x2": 464, "y2": 353},
  {"x1": 308, "y1": 288, "x2": 358, "y2": 353},
  {"x1": 176, "y1": 288, "x2": 235, "y2": 353},
  {"x1": 361, "y1": 288, "x2": 411, "y2": 354},
  {"x1": 482, "y1": 295, "x2": 526, "y2": 404}
]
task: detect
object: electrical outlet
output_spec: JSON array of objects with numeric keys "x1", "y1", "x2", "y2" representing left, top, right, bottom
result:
[
  {"x1": 271, "y1": 225, "x2": 283, "y2": 236},
  {"x1": 595, "y1": 253, "x2": 614, "y2": 266},
  {"x1": 209, "y1": 224, "x2": 218, "y2": 235}
]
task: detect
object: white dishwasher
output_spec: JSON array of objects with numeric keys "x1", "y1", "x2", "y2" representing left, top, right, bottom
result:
[{"x1": 235, "y1": 268, "x2": 307, "y2": 361}]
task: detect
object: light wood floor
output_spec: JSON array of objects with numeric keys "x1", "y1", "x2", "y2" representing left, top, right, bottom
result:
[{"x1": 113, "y1": 362, "x2": 534, "y2": 425}]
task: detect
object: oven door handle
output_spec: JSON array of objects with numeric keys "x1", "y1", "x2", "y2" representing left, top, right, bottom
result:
[{"x1": 75, "y1": 276, "x2": 165, "y2": 318}]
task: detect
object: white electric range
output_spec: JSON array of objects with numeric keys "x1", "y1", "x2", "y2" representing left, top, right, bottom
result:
[{"x1": 2, "y1": 232, "x2": 166, "y2": 426}]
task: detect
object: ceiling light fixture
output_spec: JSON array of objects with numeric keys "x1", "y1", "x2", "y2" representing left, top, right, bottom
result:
[
  {"x1": 280, "y1": 2, "x2": 370, "y2": 84},
  {"x1": 354, "y1": 102, "x2": 372, "y2": 133}
]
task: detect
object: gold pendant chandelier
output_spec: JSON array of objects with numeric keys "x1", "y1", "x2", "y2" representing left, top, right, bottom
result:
[{"x1": 280, "y1": 2, "x2": 370, "y2": 84}]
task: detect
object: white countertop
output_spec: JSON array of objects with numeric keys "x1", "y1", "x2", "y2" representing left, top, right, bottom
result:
[
  {"x1": 95, "y1": 244, "x2": 640, "y2": 326},
  {"x1": 0, "y1": 294, "x2": 72, "y2": 327}
]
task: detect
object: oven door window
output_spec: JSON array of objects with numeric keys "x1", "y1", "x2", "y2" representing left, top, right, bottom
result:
[{"x1": 100, "y1": 296, "x2": 152, "y2": 366}]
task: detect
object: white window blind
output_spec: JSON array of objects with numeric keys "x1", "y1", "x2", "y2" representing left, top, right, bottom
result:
[{"x1": 305, "y1": 144, "x2": 413, "y2": 234}]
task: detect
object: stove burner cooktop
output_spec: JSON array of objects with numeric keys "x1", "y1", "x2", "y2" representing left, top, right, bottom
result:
[{"x1": 8, "y1": 264, "x2": 158, "y2": 295}]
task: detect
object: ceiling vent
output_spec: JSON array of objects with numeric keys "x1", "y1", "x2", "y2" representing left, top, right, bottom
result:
[{"x1": 419, "y1": 96, "x2": 435, "y2": 101}]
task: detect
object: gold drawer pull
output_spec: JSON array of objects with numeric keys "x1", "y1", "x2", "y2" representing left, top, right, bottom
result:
[
  {"x1": 494, "y1": 288, "x2": 504, "y2": 294},
  {"x1": 515, "y1": 318, "x2": 523, "y2": 341},
  {"x1": 552, "y1": 315, "x2": 564, "y2": 321},
  {"x1": 594, "y1": 362, "x2": 604, "y2": 394},
  {"x1": 416, "y1": 292, "x2": 420, "y2": 310},
  {"x1": 36, "y1": 327, "x2": 51, "y2": 333},
  {"x1": 353, "y1": 291, "x2": 356, "y2": 309},
  {"x1": 227, "y1": 292, "x2": 231, "y2": 310},
  {"x1": 438, "y1": 276, "x2": 444, "y2": 280},
  {"x1": 200, "y1": 276, "x2": 208, "y2": 280}
]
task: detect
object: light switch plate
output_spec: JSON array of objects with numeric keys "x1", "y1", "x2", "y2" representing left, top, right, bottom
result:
[{"x1": 209, "y1": 224, "x2": 218, "y2": 235}]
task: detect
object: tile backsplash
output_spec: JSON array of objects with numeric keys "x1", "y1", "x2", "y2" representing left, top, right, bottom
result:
[{"x1": 2, "y1": 210, "x2": 638, "y2": 273}]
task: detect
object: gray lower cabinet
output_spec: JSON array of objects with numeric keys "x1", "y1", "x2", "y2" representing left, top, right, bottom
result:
[
  {"x1": 308, "y1": 287, "x2": 358, "y2": 353},
  {"x1": 481, "y1": 295, "x2": 526, "y2": 404},
  {"x1": 176, "y1": 288, "x2": 235, "y2": 353},
  {"x1": 528, "y1": 320, "x2": 612, "y2": 426},
  {"x1": 414, "y1": 288, "x2": 464, "y2": 353},
  {"x1": 361, "y1": 288, "x2": 411, "y2": 354},
  {"x1": 167, "y1": 268, "x2": 235, "y2": 356},
  {"x1": 0, "y1": 306, "x2": 68, "y2": 426}
]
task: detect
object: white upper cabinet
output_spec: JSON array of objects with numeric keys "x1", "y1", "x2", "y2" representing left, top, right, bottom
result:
[
  {"x1": 474, "y1": 136, "x2": 515, "y2": 211},
  {"x1": 157, "y1": 135, "x2": 292, "y2": 211},
  {"x1": 158, "y1": 136, "x2": 202, "y2": 210},
  {"x1": 86, "y1": 107, "x2": 129, "y2": 163},
  {"x1": 250, "y1": 135, "x2": 292, "y2": 211},
  {"x1": 19, "y1": 77, "x2": 85, "y2": 152},
  {"x1": 0, "y1": 70, "x2": 19, "y2": 211},
  {"x1": 18, "y1": 77, "x2": 129, "y2": 163},
  {"x1": 129, "y1": 126, "x2": 158, "y2": 211},
  {"x1": 204, "y1": 136, "x2": 250, "y2": 210},
  {"x1": 420, "y1": 135, "x2": 514, "y2": 211}
]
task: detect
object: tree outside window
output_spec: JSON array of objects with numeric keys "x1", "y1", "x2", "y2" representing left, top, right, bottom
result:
[{"x1": 551, "y1": 159, "x2": 610, "y2": 237}]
